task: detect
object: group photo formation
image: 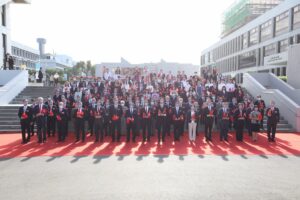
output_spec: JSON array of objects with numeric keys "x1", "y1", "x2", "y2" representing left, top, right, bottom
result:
[
  {"x1": 18, "y1": 68, "x2": 280, "y2": 145},
  {"x1": 1, "y1": 0, "x2": 300, "y2": 199}
]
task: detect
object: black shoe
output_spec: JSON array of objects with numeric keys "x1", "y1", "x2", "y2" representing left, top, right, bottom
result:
[
  {"x1": 21, "y1": 141, "x2": 27, "y2": 144},
  {"x1": 95, "y1": 140, "x2": 99, "y2": 143}
]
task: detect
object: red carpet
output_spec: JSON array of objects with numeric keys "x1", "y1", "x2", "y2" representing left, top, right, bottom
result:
[{"x1": 0, "y1": 132, "x2": 300, "y2": 158}]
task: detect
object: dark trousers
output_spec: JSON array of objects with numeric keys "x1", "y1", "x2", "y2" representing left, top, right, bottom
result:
[
  {"x1": 142, "y1": 119, "x2": 151, "y2": 142},
  {"x1": 165, "y1": 118, "x2": 171, "y2": 136},
  {"x1": 88, "y1": 118, "x2": 95, "y2": 135},
  {"x1": 236, "y1": 120, "x2": 244, "y2": 141},
  {"x1": 74, "y1": 119, "x2": 85, "y2": 141},
  {"x1": 126, "y1": 123, "x2": 136, "y2": 142},
  {"x1": 103, "y1": 120, "x2": 110, "y2": 136},
  {"x1": 57, "y1": 121, "x2": 66, "y2": 141},
  {"x1": 246, "y1": 120, "x2": 252, "y2": 136},
  {"x1": 267, "y1": 123, "x2": 277, "y2": 140},
  {"x1": 47, "y1": 117, "x2": 56, "y2": 136},
  {"x1": 260, "y1": 110, "x2": 265, "y2": 129},
  {"x1": 94, "y1": 120, "x2": 104, "y2": 142},
  {"x1": 30, "y1": 119, "x2": 35, "y2": 136},
  {"x1": 174, "y1": 122, "x2": 181, "y2": 141},
  {"x1": 157, "y1": 122, "x2": 166, "y2": 142},
  {"x1": 36, "y1": 117, "x2": 47, "y2": 143},
  {"x1": 111, "y1": 120, "x2": 121, "y2": 142},
  {"x1": 205, "y1": 121, "x2": 213, "y2": 140},
  {"x1": 220, "y1": 120, "x2": 229, "y2": 141},
  {"x1": 20, "y1": 120, "x2": 30, "y2": 143}
]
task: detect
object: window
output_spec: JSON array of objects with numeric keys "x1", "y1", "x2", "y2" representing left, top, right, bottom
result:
[
  {"x1": 242, "y1": 32, "x2": 248, "y2": 49},
  {"x1": 261, "y1": 20, "x2": 272, "y2": 42},
  {"x1": 275, "y1": 11, "x2": 289, "y2": 36},
  {"x1": 249, "y1": 27, "x2": 258, "y2": 46},
  {"x1": 1, "y1": 5, "x2": 6, "y2": 26},
  {"x1": 238, "y1": 50, "x2": 256, "y2": 69},
  {"x1": 279, "y1": 39, "x2": 289, "y2": 52},
  {"x1": 264, "y1": 43, "x2": 276, "y2": 57},
  {"x1": 294, "y1": 5, "x2": 300, "y2": 30}
]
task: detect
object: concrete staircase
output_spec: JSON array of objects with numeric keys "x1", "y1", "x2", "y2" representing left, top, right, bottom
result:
[
  {"x1": 10, "y1": 86, "x2": 55, "y2": 104},
  {"x1": 0, "y1": 86, "x2": 55, "y2": 132}
]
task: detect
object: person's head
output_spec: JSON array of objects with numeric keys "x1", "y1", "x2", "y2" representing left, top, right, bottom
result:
[
  {"x1": 78, "y1": 102, "x2": 83, "y2": 109},
  {"x1": 38, "y1": 97, "x2": 43, "y2": 104},
  {"x1": 105, "y1": 100, "x2": 110, "y2": 107},
  {"x1": 59, "y1": 102, "x2": 64, "y2": 109},
  {"x1": 179, "y1": 98, "x2": 183, "y2": 105},
  {"x1": 270, "y1": 100, "x2": 275, "y2": 108},
  {"x1": 222, "y1": 102, "x2": 228, "y2": 109},
  {"x1": 49, "y1": 100, "x2": 53, "y2": 107},
  {"x1": 23, "y1": 99, "x2": 28, "y2": 106},
  {"x1": 250, "y1": 102, "x2": 254, "y2": 109},
  {"x1": 165, "y1": 95, "x2": 170, "y2": 102},
  {"x1": 254, "y1": 105, "x2": 258, "y2": 112},
  {"x1": 232, "y1": 97, "x2": 237, "y2": 104},
  {"x1": 92, "y1": 98, "x2": 96, "y2": 105},
  {"x1": 120, "y1": 100, "x2": 125, "y2": 107},
  {"x1": 238, "y1": 103, "x2": 244, "y2": 110},
  {"x1": 257, "y1": 95, "x2": 261, "y2": 101}
]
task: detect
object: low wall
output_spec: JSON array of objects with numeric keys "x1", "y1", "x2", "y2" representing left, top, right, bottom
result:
[
  {"x1": 0, "y1": 70, "x2": 28, "y2": 105},
  {"x1": 243, "y1": 73, "x2": 300, "y2": 132}
]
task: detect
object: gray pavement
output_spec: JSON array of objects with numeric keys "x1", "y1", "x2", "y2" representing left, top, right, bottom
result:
[{"x1": 0, "y1": 155, "x2": 300, "y2": 200}]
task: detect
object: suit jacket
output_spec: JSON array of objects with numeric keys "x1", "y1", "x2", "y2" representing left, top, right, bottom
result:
[
  {"x1": 203, "y1": 106, "x2": 216, "y2": 123},
  {"x1": 172, "y1": 107, "x2": 184, "y2": 123},
  {"x1": 186, "y1": 110, "x2": 199, "y2": 123},
  {"x1": 110, "y1": 105, "x2": 123, "y2": 122},
  {"x1": 266, "y1": 107, "x2": 280, "y2": 124},
  {"x1": 73, "y1": 108, "x2": 86, "y2": 120},
  {"x1": 33, "y1": 104, "x2": 48, "y2": 118},
  {"x1": 55, "y1": 108, "x2": 68, "y2": 123},
  {"x1": 18, "y1": 106, "x2": 33, "y2": 122},
  {"x1": 141, "y1": 106, "x2": 152, "y2": 121},
  {"x1": 125, "y1": 108, "x2": 138, "y2": 125}
]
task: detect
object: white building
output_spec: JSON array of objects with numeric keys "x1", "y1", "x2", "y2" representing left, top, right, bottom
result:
[
  {"x1": 39, "y1": 53, "x2": 74, "y2": 70},
  {"x1": 201, "y1": 0, "x2": 300, "y2": 83},
  {"x1": 0, "y1": 0, "x2": 30, "y2": 69},
  {"x1": 11, "y1": 40, "x2": 39, "y2": 69},
  {"x1": 95, "y1": 57, "x2": 200, "y2": 78}
]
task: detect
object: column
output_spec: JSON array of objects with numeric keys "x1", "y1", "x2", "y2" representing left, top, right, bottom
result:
[{"x1": 289, "y1": 8, "x2": 294, "y2": 32}]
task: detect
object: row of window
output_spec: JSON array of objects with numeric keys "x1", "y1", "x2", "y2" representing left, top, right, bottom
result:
[
  {"x1": 12, "y1": 47, "x2": 39, "y2": 61},
  {"x1": 201, "y1": 4, "x2": 300, "y2": 65}
]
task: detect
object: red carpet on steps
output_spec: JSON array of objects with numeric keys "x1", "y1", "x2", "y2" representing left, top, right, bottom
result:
[{"x1": 0, "y1": 132, "x2": 299, "y2": 158}]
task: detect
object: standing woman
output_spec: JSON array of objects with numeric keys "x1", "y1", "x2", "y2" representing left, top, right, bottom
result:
[
  {"x1": 187, "y1": 105, "x2": 198, "y2": 142},
  {"x1": 250, "y1": 105, "x2": 262, "y2": 142}
]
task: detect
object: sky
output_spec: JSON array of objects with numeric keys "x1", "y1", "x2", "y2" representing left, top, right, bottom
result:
[{"x1": 10, "y1": 0, "x2": 236, "y2": 65}]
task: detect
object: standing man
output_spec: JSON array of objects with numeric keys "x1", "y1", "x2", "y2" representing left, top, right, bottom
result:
[
  {"x1": 33, "y1": 97, "x2": 48, "y2": 143},
  {"x1": 38, "y1": 68, "x2": 43, "y2": 83},
  {"x1": 18, "y1": 99, "x2": 32, "y2": 144},
  {"x1": 156, "y1": 98, "x2": 167, "y2": 144},
  {"x1": 94, "y1": 100, "x2": 104, "y2": 142},
  {"x1": 103, "y1": 99, "x2": 111, "y2": 137},
  {"x1": 266, "y1": 101, "x2": 280, "y2": 142},
  {"x1": 141, "y1": 101, "x2": 152, "y2": 142},
  {"x1": 125, "y1": 102, "x2": 137, "y2": 142},
  {"x1": 203, "y1": 102, "x2": 216, "y2": 142},
  {"x1": 218, "y1": 102, "x2": 230, "y2": 142},
  {"x1": 172, "y1": 101, "x2": 184, "y2": 142},
  {"x1": 234, "y1": 103, "x2": 246, "y2": 142},
  {"x1": 73, "y1": 102, "x2": 86, "y2": 142},
  {"x1": 88, "y1": 98, "x2": 97, "y2": 136},
  {"x1": 47, "y1": 100, "x2": 57, "y2": 137},
  {"x1": 110, "y1": 99, "x2": 123, "y2": 142},
  {"x1": 56, "y1": 102, "x2": 68, "y2": 142}
]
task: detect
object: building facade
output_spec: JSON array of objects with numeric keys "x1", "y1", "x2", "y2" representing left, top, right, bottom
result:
[
  {"x1": 11, "y1": 40, "x2": 39, "y2": 69},
  {"x1": 201, "y1": 0, "x2": 300, "y2": 82},
  {"x1": 0, "y1": 0, "x2": 30, "y2": 69}
]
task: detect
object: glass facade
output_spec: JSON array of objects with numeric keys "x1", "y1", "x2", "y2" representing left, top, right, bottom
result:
[
  {"x1": 275, "y1": 11, "x2": 289, "y2": 36},
  {"x1": 264, "y1": 43, "x2": 276, "y2": 56},
  {"x1": 242, "y1": 32, "x2": 248, "y2": 49},
  {"x1": 279, "y1": 39, "x2": 288, "y2": 53},
  {"x1": 294, "y1": 5, "x2": 300, "y2": 30},
  {"x1": 261, "y1": 20, "x2": 272, "y2": 42},
  {"x1": 249, "y1": 27, "x2": 258, "y2": 46},
  {"x1": 239, "y1": 50, "x2": 256, "y2": 69}
]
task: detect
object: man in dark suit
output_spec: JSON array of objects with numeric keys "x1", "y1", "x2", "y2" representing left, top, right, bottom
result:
[
  {"x1": 56, "y1": 102, "x2": 68, "y2": 142},
  {"x1": 87, "y1": 98, "x2": 97, "y2": 136},
  {"x1": 157, "y1": 99, "x2": 167, "y2": 143},
  {"x1": 172, "y1": 101, "x2": 184, "y2": 141},
  {"x1": 141, "y1": 101, "x2": 152, "y2": 142},
  {"x1": 47, "y1": 100, "x2": 57, "y2": 137},
  {"x1": 103, "y1": 100, "x2": 111, "y2": 137},
  {"x1": 110, "y1": 99, "x2": 123, "y2": 142},
  {"x1": 73, "y1": 101, "x2": 86, "y2": 142},
  {"x1": 18, "y1": 99, "x2": 32, "y2": 144},
  {"x1": 165, "y1": 95, "x2": 172, "y2": 136},
  {"x1": 125, "y1": 103, "x2": 138, "y2": 142},
  {"x1": 266, "y1": 100, "x2": 280, "y2": 142},
  {"x1": 218, "y1": 102, "x2": 230, "y2": 142},
  {"x1": 203, "y1": 102, "x2": 216, "y2": 142},
  {"x1": 234, "y1": 103, "x2": 246, "y2": 142},
  {"x1": 93, "y1": 100, "x2": 104, "y2": 142},
  {"x1": 33, "y1": 97, "x2": 48, "y2": 143}
]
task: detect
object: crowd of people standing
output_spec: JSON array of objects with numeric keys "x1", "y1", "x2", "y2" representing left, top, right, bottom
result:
[{"x1": 18, "y1": 68, "x2": 280, "y2": 144}]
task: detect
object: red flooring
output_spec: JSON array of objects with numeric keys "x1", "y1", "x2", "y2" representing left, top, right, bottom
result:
[{"x1": 0, "y1": 132, "x2": 300, "y2": 158}]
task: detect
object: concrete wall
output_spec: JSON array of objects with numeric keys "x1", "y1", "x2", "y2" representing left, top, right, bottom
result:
[
  {"x1": 287, "y1": 43, "x2": 300, "y2": 89},
  {"x1": 243, "y1": 73, "x2": 300, "y2": 132},
  {"x1": 0, "y1": 70, "x2": 28, "y2": 105}
]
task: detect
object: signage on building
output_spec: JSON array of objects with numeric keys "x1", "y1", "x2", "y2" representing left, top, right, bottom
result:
[{"x1": 264, "y1": 52, "x2": 287, "y2": 66}]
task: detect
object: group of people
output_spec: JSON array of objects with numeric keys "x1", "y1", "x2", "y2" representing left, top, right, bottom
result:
[{"x1": 18, "y1": 68, "x2": 280, "y2": 145}]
